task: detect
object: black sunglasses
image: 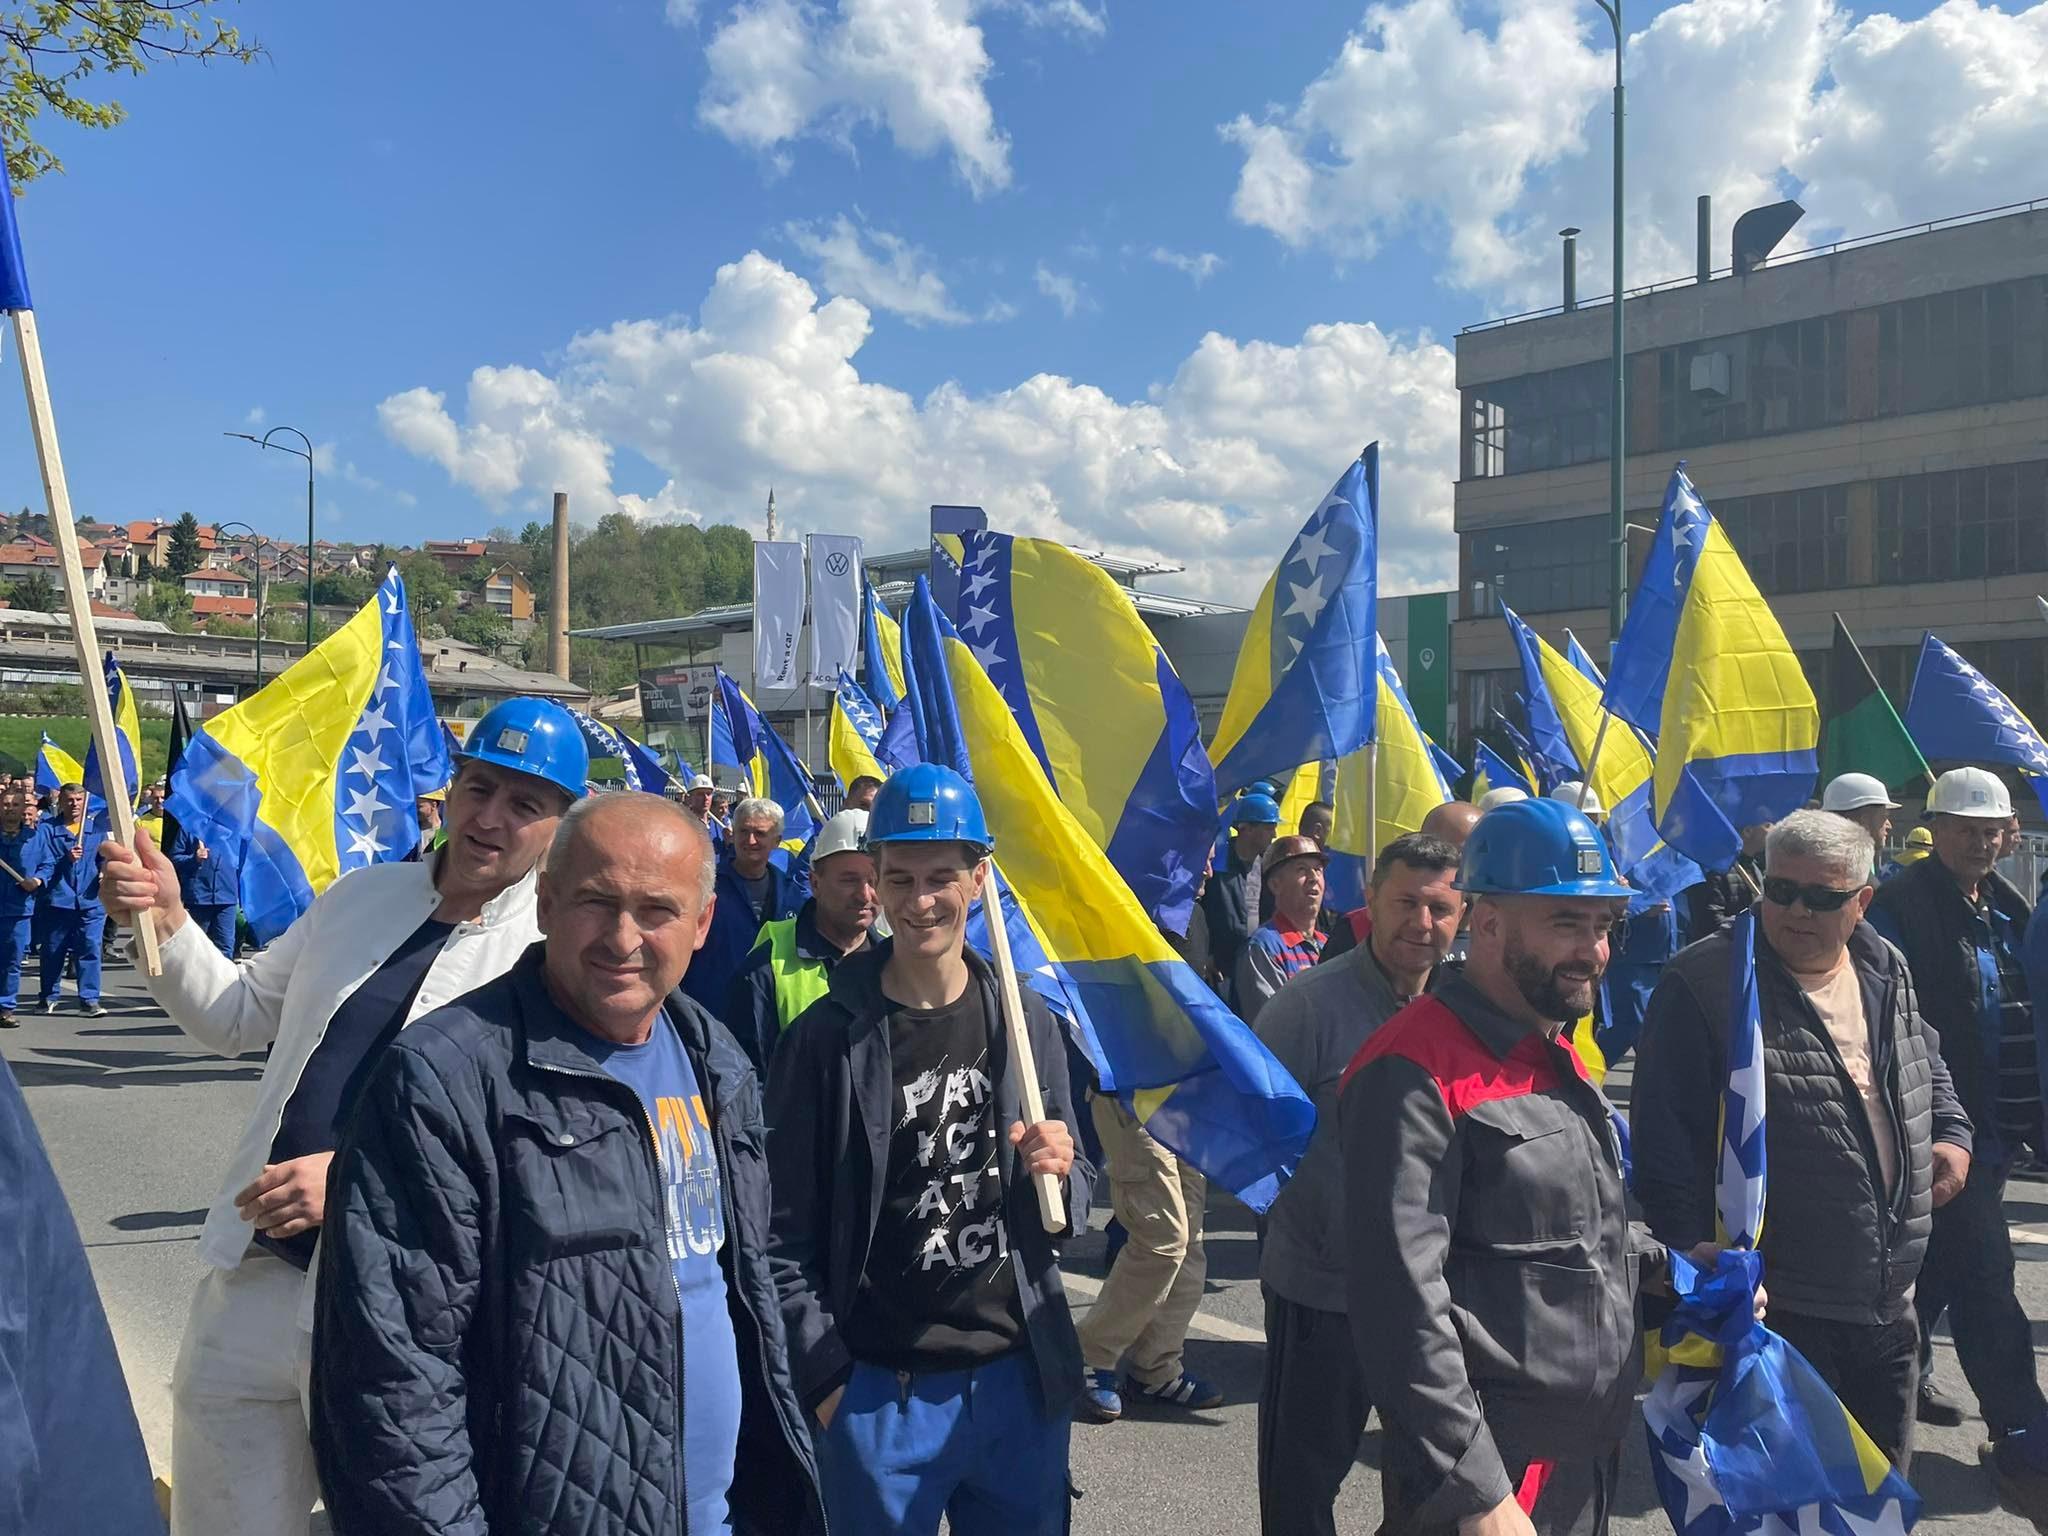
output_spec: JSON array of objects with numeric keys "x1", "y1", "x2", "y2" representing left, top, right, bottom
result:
[{"x1": 1761, "y1": 876, "x2": 1863, "y2": 913}]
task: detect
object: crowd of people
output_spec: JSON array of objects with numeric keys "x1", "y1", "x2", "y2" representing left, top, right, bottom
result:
[{"x1": 8, "y1": 686, "x2": 2048, "y2": 1536}]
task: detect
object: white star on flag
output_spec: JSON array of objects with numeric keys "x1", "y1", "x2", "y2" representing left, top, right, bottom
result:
[
  {"x1": 346, "y1": 745, "x2": 389, "y2": 780},
  {"x1": 343, "y1": 786, "x2": 388, "y2": 823},
  {"x1": 1836, "y1": 1500, "x2": 1910, "y2": 1536},
  {"x1": 383, "y1": 589, "x2": 401, "y2": 615},
  {"x1": 345, "y1": 824, "x2": 389, "y2": 860},
  {"x1": 1657, "y1": 1444, "x2": 1720, "y2": 1529},
  {"x1": 1283, "y1": 573, "x2": 1329, "y2": 626},
  {"x1": 962, "y1": 568, "x2": 997, "y2": 602},
  {"x1": 356, "y1": 703, "x2": 392, "y2": 741},
  {"x1": 1290, "y1": 520, "x2": 1337, "y2": 577},
  {"x1": 971, "y1": 639, "x2": 1003, "y2": 672},
  {"x1": 375, "y1": 663, "x2": 400, "y2": 695},
  {"x1": 962, "y1": 603, "x2": 998, "y2": 637}
]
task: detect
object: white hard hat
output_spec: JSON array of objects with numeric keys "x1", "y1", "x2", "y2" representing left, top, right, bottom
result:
[
  {"x1": 1550, "y1": 781, "x2": 1605, "y2": 818},
  {"x1": 814, "y1": 809, "x2": 871, "y2": 863},
  {"x1": 1822, "y1": 772, "x2": 1901, "y2": 814},
  {"x1": 1475, "y1": 786, "x2": 1529, "y2": 812},
  {"x1": 1927, "y1": 766, "x2": 2013, "y2": 820},
  {"x1": 688, "y1": 774, "x2": 715, "y2": 792}
]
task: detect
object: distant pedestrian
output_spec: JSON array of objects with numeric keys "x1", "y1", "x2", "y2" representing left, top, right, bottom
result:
[
  {"x1": 682, "y1": 795, "x2": 800, "y2": 1013},
  {"x1": 37, "y1": 782, "x2": 106, "y2": 1017},
  {"x1": 0, "y1": 785, "x2": 52, "y2": 1028},
  {"x1": 1235, "y1": 835, "x2": 1328, "y2": 1022}
]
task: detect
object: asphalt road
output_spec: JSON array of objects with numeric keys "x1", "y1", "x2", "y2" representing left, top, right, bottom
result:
[{"x1": 7, "y1": 966, "x2": 2046, "y2": 1535}]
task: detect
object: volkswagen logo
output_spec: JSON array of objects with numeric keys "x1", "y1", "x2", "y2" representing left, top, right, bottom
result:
[{"x1": 825, "y1": 551, "x2": 851, "y2": 577}]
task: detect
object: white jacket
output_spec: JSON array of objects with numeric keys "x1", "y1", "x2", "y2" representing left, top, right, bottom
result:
[{"x1": 147, "y1": 855, "x2": 542, "y2": 1273}]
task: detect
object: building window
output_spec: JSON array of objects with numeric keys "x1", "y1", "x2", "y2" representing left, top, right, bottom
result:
[
  {"x1": 1715, "y1": 484, "x2": 1849, "y2": 595},
  {"x1": 1460, "y1": 513, "x2": 1609, "y2": 615},
  {"x1": 1460, "y1": 359, "x2": 1609, "y2": 481},
  {"x1": 1876, "y1": 460, "x2": 2048, "y2": 585}
]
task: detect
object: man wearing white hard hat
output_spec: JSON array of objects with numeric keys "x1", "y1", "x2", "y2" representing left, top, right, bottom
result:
[
  {"x1": 1549, "y1": 781, "x2": 1603, "y2": 820},
  {"x1": 1872, "y1": 766, "x2": 2048, "y2": 1512},
  {"x1": 1822, "y1": 772, "x2": 1903, "y2": 850},
  {"x1": 1474, "y1": 785, "x2": 1527, "y2": 813},
  {"x1": 724, "y1": 808, "x2": 878, "y2": 1078}
]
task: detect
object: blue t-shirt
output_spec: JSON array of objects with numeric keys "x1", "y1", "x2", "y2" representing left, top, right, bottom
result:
[{"x1": 581, "y1": 1014, "x2": 741, "y2": 1536}]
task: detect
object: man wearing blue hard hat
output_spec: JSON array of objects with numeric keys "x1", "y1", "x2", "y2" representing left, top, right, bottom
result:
[
  {"x1": 1342, "y1": 797, "x2": 1665, "y2": 1536},
  {"x1": 1202, "y1": 790, "x2": 1282, "y2": 991},
  {"x1": 765, "y1": 761, "x2": 1093, "y2": 1536},
  {"x1": 97, "y1": 694, "x2": 587, "y2": 1536}
]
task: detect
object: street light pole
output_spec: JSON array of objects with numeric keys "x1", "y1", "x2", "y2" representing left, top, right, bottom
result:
[
  {"x1": 1593, "y1": 0, "x2": 1626, "y2": 649},
  {"x1": 224, "y1": 426, "x2": 316, "y2": 647},
  {"x1": 213, "y1": 520, "x2": 267, "y2": 686}
]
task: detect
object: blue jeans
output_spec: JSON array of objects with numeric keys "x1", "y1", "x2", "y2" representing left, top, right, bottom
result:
[
  {"x1": 816, "y1": 1352, "x2": 1070, "y2": 1536},
  {"x1": 0, "y1": 914, "x2": 30, "y2": 1009},
  {"x1": 40, "y1": 908, "x2": 104, "y2": 1004},
  {"x1": 190, "y1": 903, "x2": 238, "y2": 958}
]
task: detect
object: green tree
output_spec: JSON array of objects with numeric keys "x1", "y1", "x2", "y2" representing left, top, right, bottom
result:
[
  {"x1": 446, "y1": 608, "x2": 509, "y2": 653},
  {"x1": 133, "y1": 579, "x2": 194, "y2": 632},
  {"x1": 310, "y1": 568, "x2": 377, "y2": 608},
  {"x1": 8, "y1": 571, "x2": 55, "y2": 610},
  {"x1": 396, "y1": 551, "x2": 458, "y2": 628},
  {"x1": 167, "y1": 511, "x2": 204, "y2": 576},
  {"x1": 2, "y1": 3, "x2": 262, "y2": 186}
]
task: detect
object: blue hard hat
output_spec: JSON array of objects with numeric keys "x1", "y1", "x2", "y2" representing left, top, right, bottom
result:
[
  {"x1": 458, "y1": 697, "x2": 589, "y2": 801},
  {"x1": 864, "y1": 763, "x2": 992, "y2": 851},
  {"x1": 1232, "y1": 793, "x2": 1282, "y2": 827},
  {"x1": 1457, "y1": 796, "x2": 1631, "y2": 898},
  {"x1": 1246, "y1": 779, "x2": 1281, "y2": 800}
]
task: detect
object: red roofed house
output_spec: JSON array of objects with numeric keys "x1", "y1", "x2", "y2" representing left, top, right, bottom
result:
[
  {"x1": 0, "y1": 541, "x2": 107, "y2": 598},
  {"x1": 191, "y1": 594, "x2": 259, "y2": 627},
  {"x1": 423, "y1": 538, "x2": 491, "y2": 576}
]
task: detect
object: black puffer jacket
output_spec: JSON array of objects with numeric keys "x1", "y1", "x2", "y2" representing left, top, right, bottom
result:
[
  {"x1": 310, "y1": 946, "x2": 825, "y2": 1536},
  {"x1": 1631, "y1": 923, "x2": 1971, "y2": 1326}
]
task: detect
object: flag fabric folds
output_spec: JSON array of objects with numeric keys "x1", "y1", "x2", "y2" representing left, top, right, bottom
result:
[
  {"x1": 828, "y1": 671, "x2": 887, "y2": 791},
  {"x1": 1471, "y1": 740, "x2": 1532, "y2": 800},
  {"x1": 35, "y1": 733, "x2": 81, "y2": 796},
  {"x1": 1209, "y1": 449, "x2": 1380, "y2": 794},
  {"x1": 863, "y1": 580, "x2": 905, "y2": 712},
  {"x1": 165, "y1": 566, "x2": 452, "y2": 944},
  {"x1": 1902, "y1": 634, "x2": 2048, "y2": 814},
  {"x1": 572, "y1": 711, "x2": 672, "y2": 794},
  {"x1": 80, "y1": 652, "x2": 143, "y2": 810},
  {"x1": 954, "y1": 530, "x2": 1218, "y2": 936},
  {"x1": 1644, "y1": 911, "x2": 1920, "y2": 1536},
  {"x1": 1326, "y1": 637, "x2": 1452, "y2": 912},
  {"x1": 1821, "y1": 615, "x2": 1929, "y2": 794},
  {"x1": 1603, "y1": 466, "x2": 1819, "y2": 871},
  {"x1": 900, "y1": 576, "x2": 1314, "y2": 1209},
  {"x1": 158, "y1": 686, "x2": 197, "y2": 853},
  {"x1": 1502, "y1": 604, "x2": 1579, "y2": 792},
  {"x1": 752, "y1": 541, "x2": 805, "y2": 692},
  {"x1": 714, "y1": 669, "x2": 820, "y2": 843},
  {"x1": 807, "y1": 534, "x2": 864, "y2": 686}
]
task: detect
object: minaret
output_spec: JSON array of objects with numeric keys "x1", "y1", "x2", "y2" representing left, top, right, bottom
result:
[{"x1": 766, "y1": 487, "x2": 778, "y2": 543}]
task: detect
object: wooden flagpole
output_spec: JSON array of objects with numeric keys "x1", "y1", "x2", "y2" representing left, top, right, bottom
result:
[
  {"x1": 981, "y1": 882, "x2": 1066, "y2": 1234},
  {"x1": 10, "y1": 308, "x2": 161, "y2": 973}
]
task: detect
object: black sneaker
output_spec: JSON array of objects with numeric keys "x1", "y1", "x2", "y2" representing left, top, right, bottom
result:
[
  {"x1": 0, "y1": 1010, "x2": 17, "y2": 1029},
  {"x1": 81, "y1": 1002, "x2": 106, "y2": 1018},
  {"x1": 1994, "y1": 1425, "x2": 2048, "y2": 1528},
  {"x1": 1919, "y1": 1377, "x2": 1967, "y2": 1427}
]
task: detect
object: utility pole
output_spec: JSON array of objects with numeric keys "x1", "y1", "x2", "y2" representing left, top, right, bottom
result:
[{"x1": 1594, "y1": 0, "x2": 1627, "y2": 649}]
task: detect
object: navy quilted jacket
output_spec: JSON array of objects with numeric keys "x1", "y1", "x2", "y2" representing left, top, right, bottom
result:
[{"x1": 311, "y1": 945, "x2": 825, "y2": 1535}]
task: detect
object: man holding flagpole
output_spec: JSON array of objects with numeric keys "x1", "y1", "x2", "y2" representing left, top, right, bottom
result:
[{"x1": 95, "y1": 696, "x2": 586, "y2": 1536}]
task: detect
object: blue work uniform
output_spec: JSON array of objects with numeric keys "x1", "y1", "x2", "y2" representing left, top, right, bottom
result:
[
  {"x1": 0, "y1": 823, "x2": 55, "y2": 1012},
  {"x1": 168, "y1": 826, "x2": 240, "y2": 957},
  {"x1": 38, "y1": 818, "x2": 107, "y2": 1007}
]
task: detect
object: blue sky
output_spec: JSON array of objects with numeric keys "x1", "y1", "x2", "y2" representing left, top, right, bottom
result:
[{"x1": 0, "y1": 0, "x2": 2009, "y2": 601}]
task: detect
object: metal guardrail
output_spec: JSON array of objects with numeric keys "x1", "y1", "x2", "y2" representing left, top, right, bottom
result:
[{"x1": 1458, "y1": 196, "x2": 2048, "y2": 336}]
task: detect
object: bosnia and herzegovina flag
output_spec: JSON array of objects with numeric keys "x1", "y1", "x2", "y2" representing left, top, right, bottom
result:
[
  {"x1": 1645, "y1": 911, "x2": 1921, "y2": 1536},
  {"x1": 1603, "y1": 465, "x2": 1819, "y2": 871},
  {"x1": 1471, "y1": 739, "x2": 1532, "y2": 800},
  {"x1": 572, "y1": 710, "x2": 672, "y2": 793},
  {"x1": 1902, "y1": 633, "x2": 2048, "y2": 815},
  {"x1": 1209, "y1": 449, "x2": 1380, "y2": 795},
  {"x1": 35, "y1": 732, "x2": 82, "y2": 796},
  {"x1": 862, "y1": 579, "x2": 905, "y2": 713},
  {"x1": 828, "y1": 671, "x2": 887, "y2": 791},
  {"x1": 1325, "y1": 635, "x2": 1452, "y2": 911},
  {"x1": 1822, "y1": 615, "x2": 1927, "y2": 795},
  {"x1": 953, "y1": 530, "x2": 1218, "y2": 937},
  {"x1": 901, "y1": 576, "x2": 1313, "y2": 1208},
  {"x1": 166, "y1": 566, "x2": 451, "y2": 944},
  {"x1": 80, "y1": 653, "x2": 144, "y2": 814},
  {"x1": 713, "y1": 669, "x2": 820, "y2": 844}
]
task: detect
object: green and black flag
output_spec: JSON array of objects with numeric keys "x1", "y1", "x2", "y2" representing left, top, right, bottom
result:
[{"x1": 1820, "y1": 613, "x2": 1929, "y2": 793}]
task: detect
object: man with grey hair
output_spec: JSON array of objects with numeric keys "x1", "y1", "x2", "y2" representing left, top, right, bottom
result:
[
  {"x1": 682, "y1": 793, "x2": 802, "y2": 1013},
  {"x1": 312, "y1": 792, "x2": 824, "y2": 1535},
  {"x1": 1634, "y1": 808, "x2": 1972, "y2": 1470}
]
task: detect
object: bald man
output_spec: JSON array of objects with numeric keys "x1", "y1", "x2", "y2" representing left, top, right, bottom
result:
[{"x1": 1324, "y1": 804, "x2": 1481, "y2": 966}]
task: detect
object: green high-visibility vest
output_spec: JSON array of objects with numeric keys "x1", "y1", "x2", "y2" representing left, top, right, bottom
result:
[{"x1": 760, "y1": 917, "x2": 833, "y2": 1035}]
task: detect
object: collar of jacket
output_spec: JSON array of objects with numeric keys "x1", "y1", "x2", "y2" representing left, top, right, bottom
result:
[
  {"x1": 792, "y1": 898, "x2": 875, "y2": 967},
  {"x1": 507, "y1": 943, "x2": 715, "y2": 1081},
  {"x1": 1434, "y1": 969, "x2": 1548, "y2": 1060},
  {"x1": 1350, "y1": 937, "x2": 1441, "y2": 1010},
  {"x1": 718, "y1": 849, "x2": 785, "y2": 906},
  {"x1": 821, "y1": 938, "x2": 1004, "y2": 1030},
  {"x1": 418, "y1": 850, "x2": 541, "y2": 929}
]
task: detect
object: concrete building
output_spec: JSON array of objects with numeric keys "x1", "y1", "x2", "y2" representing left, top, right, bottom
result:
[{"x1": 1452, "y1": 198, "x2": 2048, "y2": 743}]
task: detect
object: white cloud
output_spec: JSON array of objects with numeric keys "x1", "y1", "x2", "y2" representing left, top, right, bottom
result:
[
  {"x1": 985, "y1": 0, "x2": 1107, "y2": 34},
  {"x1": 1150, "y1": 246, "x2": 1225, "y2": 285},
  {"x1": 694, "y1": 0, "x2": 1014, "y2": 195},
  {"x1": 242, "y1": 406, "x2": 266, "y2": 428},
  {"x1": 1033, "y1": 262, "x2": 1084, "y2": 316},
  {"x1": 378, "y1": 251, "x2": 1458, "y2": 603},
  {"x1": 785, "y1": 213, "x2": 972, "y2": 325},
  {"x1": 1222, "y1": 0, "x2": 2048, "y2": 308}
]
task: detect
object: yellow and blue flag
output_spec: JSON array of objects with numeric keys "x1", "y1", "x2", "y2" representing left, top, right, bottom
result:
[
  {"x1": 901, "y1": 577, "x2": 1314, "y2": 1208},
  {"x1": 1902, "y1": 634, "x2": 2048, "y2": 814},
  {"x1": 34, "y1": 732, "x2": 82, "y2": 796},
  {"x1": 165, "y1": 566, "x2": 452, "y2": 943},
  {"x1": 953, "y1": 530, "x2": 1217, "y2": 935},
  {"x1": 80, "y1": 652, "x2": 144, "y2": 812},
  {"x1": 1471, "y1": 739, "x2": 1532, "y2": 800},
  {"x1": 1326, "y1": 637, "x2": 1452, "y2": 911},
  {"x1": 713, "y1": 669, "x2": 820, "y2": 844},
  {"x1": 1603, "y1": 466, "x2": 1819, "y2": 870},
  {"x1": 863, "y1": 580, "x2": 905, "y2": 712},
  {"x1": 1645, "y1": 911, "x2": 1920, "y2": 1536},
  {"x1": 572, "y1": 710, "x2": 673, "y2": 793},
  {"x1": 828, "y1": 671, "x2": 887, "y2": 791},
  {"x1": 1209, "y1": 449, "x2": 1380, "y2": 794}
]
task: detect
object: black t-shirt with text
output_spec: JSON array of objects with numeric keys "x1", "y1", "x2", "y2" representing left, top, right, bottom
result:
[{"x1": 842, "y1": 983, "x2": 1026, "y2": 1372}]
